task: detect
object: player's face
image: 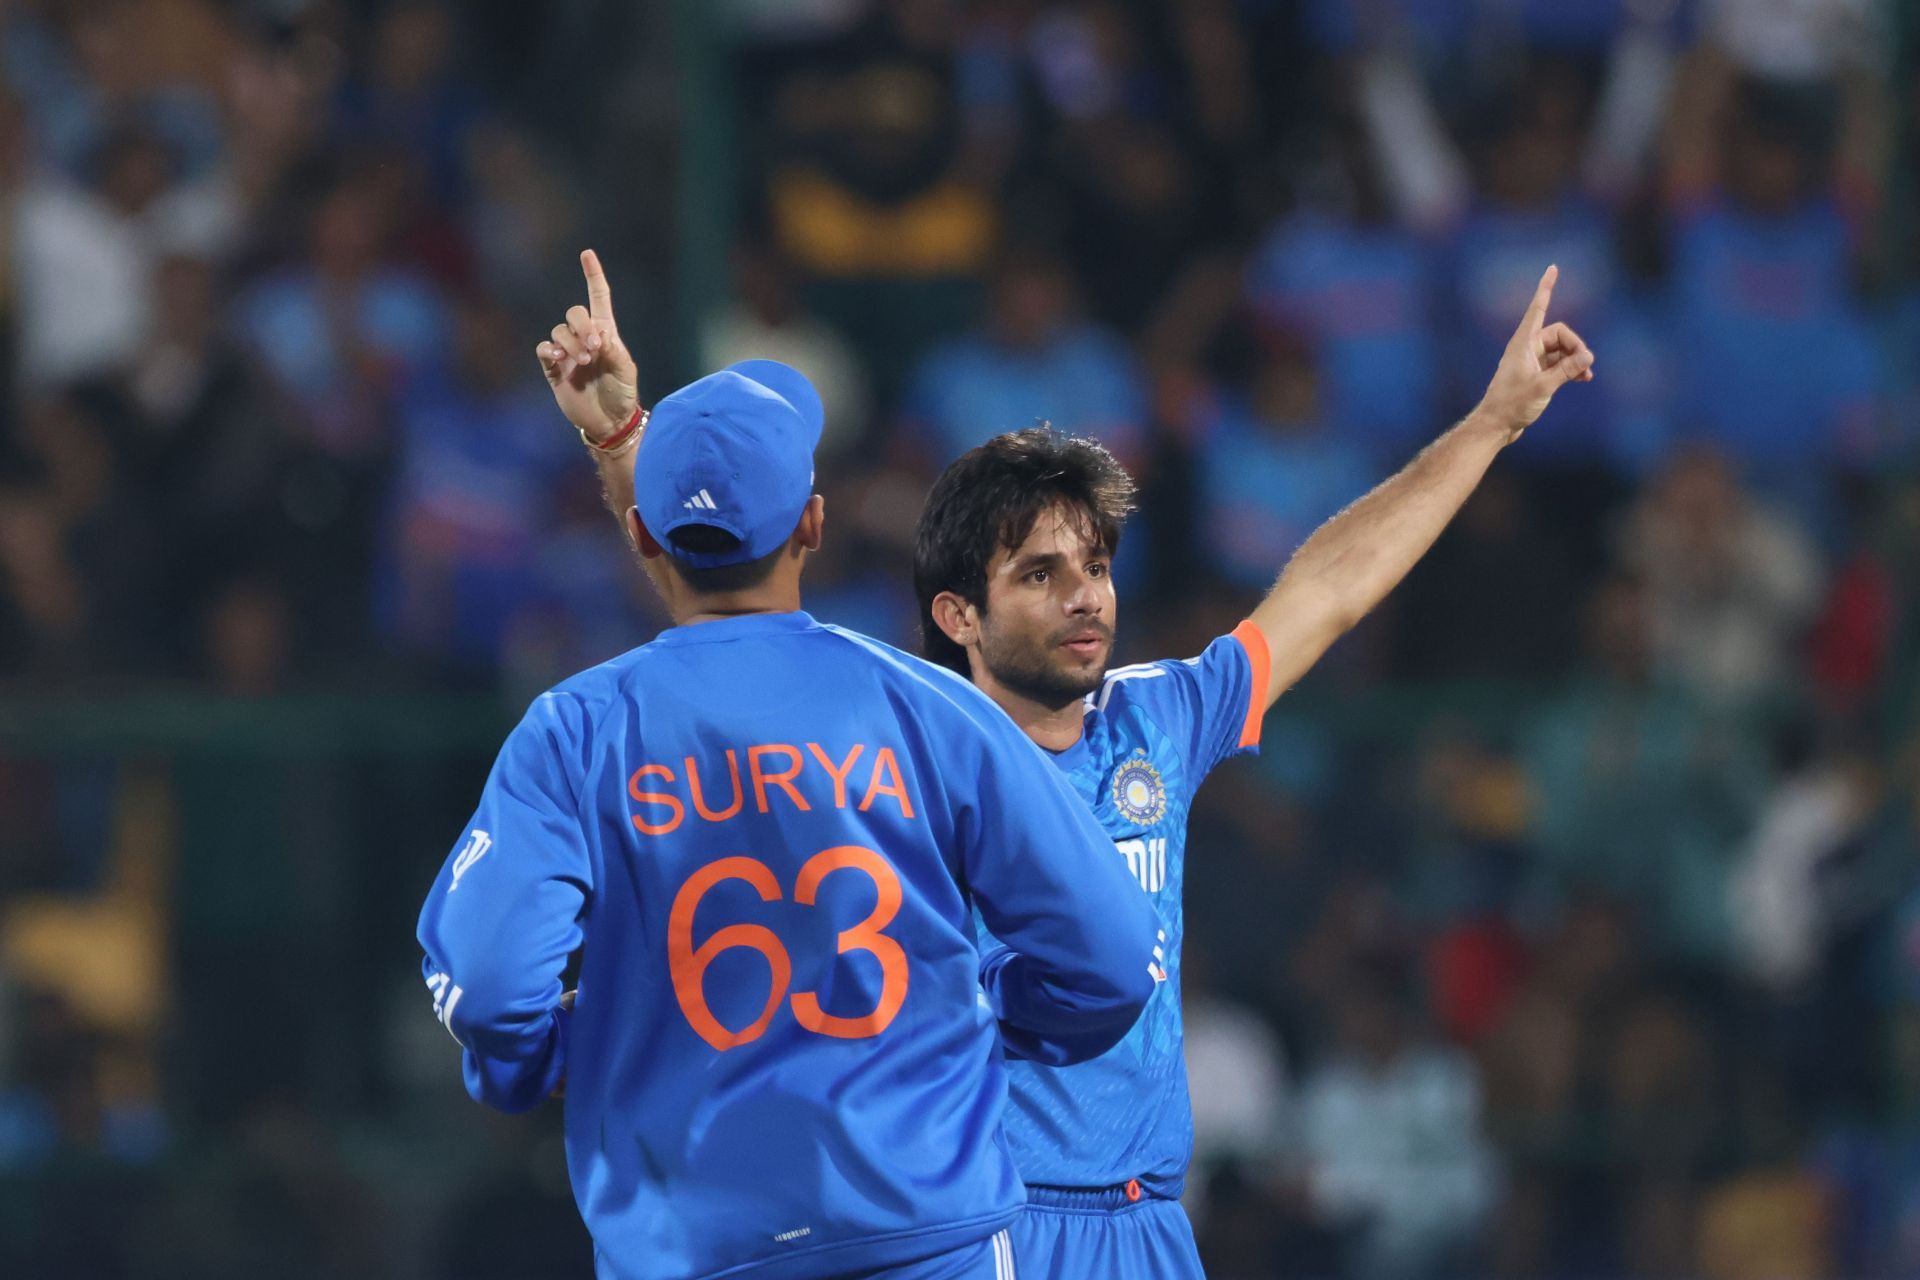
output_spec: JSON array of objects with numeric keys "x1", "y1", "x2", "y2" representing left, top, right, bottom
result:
[{"x1": 976, "y1": 503, "x2": 1117, "y2": 707}]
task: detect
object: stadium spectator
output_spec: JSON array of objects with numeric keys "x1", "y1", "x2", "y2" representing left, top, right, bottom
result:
[
  {"x1": 0, "y1": 0, "x2": 232, "y2": 182},
  {"x1": 1665, "y1": 81, "x2": 1880, "y2": 495},
  {"x1": 333, "y1": 2, "x2": 481, "y2": 209},
  {"x1": 237, "y1": 168, "x2": 447, "y2": 459},
  {"x1": 1051, "y1": 113, "x2": 1215, "y2": 335},
  {"x1": 1291, "y1": 959, "x2": 1498, "y2": 1280},
  {"x1": 1522, "y1": 573, "x2": 1771, "y2": 961},
  {"x1": 1244, "y1": 119, "x2": 1440, "y2": 467},
  {"x1": 700, "y1": 238, "x2": 873, "y2": 453},
  {"x1": 1445, "y1": 79, "x2": 1623, "y2": 465},
  {"x1": 375, "y1": 294, "x2": 578, "y2": 676},
  {"x1": 460, "y1": 122, "x2": 578, "y2": 313},
  {"x1": 1192, "y1": 339, "x2": 1373, "y2": 594},
  {"x1": 11, "y1": 125, "x2": 174, "y2": 388},
  {"x1": 1181, "y1": 955, "x2": 1291, "y2": 1235},
  {"x1": 56, "y1": 253, "x2": 289, "y2": 673},
  {"x1": 1728, "y1": 732, "x2": 1882, "y2": 997},
  {"x1": 1699, "y1": 0, "x2": 1883, "y2": 84},
  {"x1": 1615, "y1": 446, "x2": 1825, "y2": 706},
  {"x1": 902, "y1": 245, "x2": 1148, "y2": 464}
]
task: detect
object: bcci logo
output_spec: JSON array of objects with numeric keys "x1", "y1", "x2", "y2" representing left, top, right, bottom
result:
[{"x1": 1111, "y1": 754, "x2": 1167, "y2": 826}]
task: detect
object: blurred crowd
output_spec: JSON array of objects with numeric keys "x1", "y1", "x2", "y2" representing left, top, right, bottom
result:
[{"x1": 2, "y1": 0, "x2": 1920, "y2": 1277}]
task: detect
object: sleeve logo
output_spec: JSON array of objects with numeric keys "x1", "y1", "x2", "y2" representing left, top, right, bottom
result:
[
  {"x1": 448, "y1": 829, "x2": 493, "y2": 891},
  {"x1": 1110, "y1": 753, "x2": 1167, "y2": 826}
]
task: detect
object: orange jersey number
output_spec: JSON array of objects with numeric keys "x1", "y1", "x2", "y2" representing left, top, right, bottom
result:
[{"x1": 667, "y1": 846, "x2": 910, "y2": 1051}]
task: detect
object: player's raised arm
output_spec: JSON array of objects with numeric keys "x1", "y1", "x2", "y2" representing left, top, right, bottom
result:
[
  {"x1": 536, "y1": 249, "x2": 645, "y2": 524},
  {"x1": 1243, "y1": 264, "x2": 1595, "y2": 708}
]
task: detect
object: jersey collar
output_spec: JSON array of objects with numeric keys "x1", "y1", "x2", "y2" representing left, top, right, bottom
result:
[
  {"x1": 1042, "y1": 706, "x2": 1097, "y2": 770},
  {"x1": 648, "y1": 610, "x2": 820, "y2": 647}
]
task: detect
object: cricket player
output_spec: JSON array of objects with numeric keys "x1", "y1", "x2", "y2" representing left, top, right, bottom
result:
[
  {"x1": 910, "y1": 265, "x2": 1594, "y2": 1277},
  {"x1": 421, "y1": 292, "x2": 1165, "y2": 1277}
]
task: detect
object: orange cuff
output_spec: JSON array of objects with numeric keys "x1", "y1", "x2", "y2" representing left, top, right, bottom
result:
[{"x1": 1229, "y1": 620, "x2": 1270, "y2": 749}]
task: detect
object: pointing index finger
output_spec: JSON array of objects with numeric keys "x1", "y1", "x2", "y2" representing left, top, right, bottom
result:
[
  {"x1": 582, "y1": 248, "x2": 615, "y2": 322},
  {"x1": 1524, "y1": 263, "x2": 1559, "y2": 332}
]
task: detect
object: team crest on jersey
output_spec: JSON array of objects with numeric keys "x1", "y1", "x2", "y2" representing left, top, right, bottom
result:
[{"x1": 1111, "y1": 753, "x2": 1167, "y2": 826}]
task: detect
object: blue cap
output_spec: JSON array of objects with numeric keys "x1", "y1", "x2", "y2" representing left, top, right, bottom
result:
[{"x1": 633, "y1": 359, "x2": 824, "y2": 569}]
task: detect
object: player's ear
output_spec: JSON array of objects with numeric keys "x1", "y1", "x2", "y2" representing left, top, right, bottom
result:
[
  {"x1": 930, "y1": 591, "x2": 978, "y2": 648},
  {"x1": 628, "y1": 508, "x2": 665, "y2": 560},
  {"x1": 792, "y1": 494, "x2": 825, "y2": 553}
]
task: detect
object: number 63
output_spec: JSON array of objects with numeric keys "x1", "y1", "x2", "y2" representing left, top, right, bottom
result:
[{"x1": 668, "y1": 845, "x2": 908, "y2": 1051}]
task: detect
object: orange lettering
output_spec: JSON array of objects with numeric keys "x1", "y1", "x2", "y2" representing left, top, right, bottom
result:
[
  {"x1": 806, "y1": 743, "x2": 866, "y2": 809},
  {"x1": 629, "y1": 764, "x2": 684, "y2": 836},
  {"x1": 668, "y1": 857, "x2": 789, "y2": 1050},
  {"x1": 790, "y1": 846, "x2": 908, "y2": 1038},
  {"x1": 749, "y1": 744, "x2": 812, "y2": 814},
  {"x1": 686, "y1": 750, "x2": 745, "y2": 822},
  {"x1": 667, "y1": 847, "x2": 908, "y2": 1050},
  {"x1": 858, "y1": 747, "x2": 915, "y2": 819}
]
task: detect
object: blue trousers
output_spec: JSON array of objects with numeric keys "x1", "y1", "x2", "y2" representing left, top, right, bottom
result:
[{"x1": 1009, "y1": 1189, "x2": 1204, "y2": 1279}]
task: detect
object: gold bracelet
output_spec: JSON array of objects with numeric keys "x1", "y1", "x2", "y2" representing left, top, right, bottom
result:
[{"x1": 580, "y1": 405, "x2": 648, "y2": 457}]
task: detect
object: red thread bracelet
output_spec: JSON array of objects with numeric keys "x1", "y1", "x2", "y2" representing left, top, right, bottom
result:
[{"x1": 582, "y1": 404, "x2": 648, "y2": 455}]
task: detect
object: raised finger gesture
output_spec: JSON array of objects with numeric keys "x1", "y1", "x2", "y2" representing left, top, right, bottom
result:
[
  {"x1": 1475, "y1": 265, "x2": 1596, "y2": 442},
  {"x1": 536, "y1": 249, "x2": 640, "y2": 443}
]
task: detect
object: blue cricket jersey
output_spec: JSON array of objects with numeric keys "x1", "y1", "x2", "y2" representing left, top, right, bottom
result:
[
  {"x1": 417, "y1": 611, "x2": 1160, "y2": 1280},
  {"x1": 984, "y1": 623, "x2": 1270, "y2": 1198}
]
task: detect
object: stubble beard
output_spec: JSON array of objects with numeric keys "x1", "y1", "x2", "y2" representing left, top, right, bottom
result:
[{"x1": 978, "y1": 622, "x2": 1111, "y2": 710}]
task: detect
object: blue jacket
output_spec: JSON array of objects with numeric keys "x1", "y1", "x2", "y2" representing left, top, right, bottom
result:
[{"x1": 418, "y1": 611, "x2": 1159, "y2": 1279}]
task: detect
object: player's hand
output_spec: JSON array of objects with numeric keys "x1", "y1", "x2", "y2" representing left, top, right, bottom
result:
[
  {"x1": 1473, "y1": 264, "x2": 1595, "y2": 442},
  {"x1": 536, "y1": 249, "x2": 640, "y2": 444}
]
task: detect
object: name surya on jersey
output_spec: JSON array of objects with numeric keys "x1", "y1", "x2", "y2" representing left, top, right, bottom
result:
[{"x1": 627, "y1": 742, "x2": 918, "y2": 835}]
